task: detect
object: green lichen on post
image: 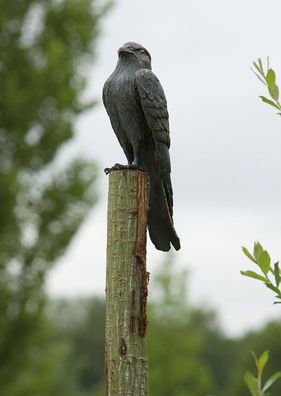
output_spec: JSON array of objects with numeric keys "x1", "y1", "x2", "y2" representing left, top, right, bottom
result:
[{"x1": 105, "y1": 170, "x2": 149, "y2": 396}]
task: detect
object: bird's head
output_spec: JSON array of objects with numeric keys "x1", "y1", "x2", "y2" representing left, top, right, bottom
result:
[{"x1": 118, "y1": 42, "x2": 151, "y2": 69}]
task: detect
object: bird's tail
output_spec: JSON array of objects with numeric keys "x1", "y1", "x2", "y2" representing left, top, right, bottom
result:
[
  {"x1": 140, "y1": 139, "x2": 180, "y2": 251},
  {"x1": 147, "y1": 171, "x2": 180, "y2": 252}
]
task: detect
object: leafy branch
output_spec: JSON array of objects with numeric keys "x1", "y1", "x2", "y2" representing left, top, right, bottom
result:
[
  {"x1": 244, "y1": 351, "x2": 281, "y2": 396},
  {"x1": 251, "y1": 58, "x2": 281, "y2": 114},
  {"x1": 241, "y1": 242, "x2": 281, "y2": 304}
]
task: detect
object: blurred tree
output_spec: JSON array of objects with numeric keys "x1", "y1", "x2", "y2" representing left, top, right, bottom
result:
[
  {"x1": 4, "y1": 297, "x2": 106, "y2": 396},
  {"x1": 227, "y1": 321, "x2": 281, "y2": 396},
  {"x1": 0, "y1": 0, "x2": 110, "y2": 394},
  {"x1": 30, "y1": 296, "x2": 281, "y2": 396},
  {"x1": 20, "y1": 263, "x2": 279, "y2": 396},
  {"x1": 50, "y1": 297, "x2": 105, "y2": 395},
  {"x1": 198, "y1": 314, "x2": 239, "y2": 395},
  {"x1": 149, "y1": 255, "x2": 217, "y2": 396},
  {"x1": 148, "y1": 256, "x2": 281, "y2": 396}
]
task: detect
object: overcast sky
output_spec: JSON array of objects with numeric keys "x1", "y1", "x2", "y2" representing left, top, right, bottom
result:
[{"x1": 47, "y1": 0, "x2": 281, "y2": 337}]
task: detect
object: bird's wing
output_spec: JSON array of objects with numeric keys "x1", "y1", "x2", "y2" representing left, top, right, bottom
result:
[
  {"x1": 135, "y1": 69, "x2": 171, "y2": 149},
  {"x1": 135, "y1": 68, "x2": 174, "y2": 217}
]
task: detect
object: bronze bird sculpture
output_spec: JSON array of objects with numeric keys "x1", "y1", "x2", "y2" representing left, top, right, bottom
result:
[{"x1": 103, "y1": 42, "x2": 180, "y2": 251}]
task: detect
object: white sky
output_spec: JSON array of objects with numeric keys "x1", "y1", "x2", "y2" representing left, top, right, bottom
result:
[{"x1": 47, "y1": 0, "x2": 281, "y2": 337}]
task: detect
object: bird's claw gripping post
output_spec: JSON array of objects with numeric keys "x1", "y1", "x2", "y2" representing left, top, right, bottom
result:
[
  {"x1": 104, "y1": 163, "x2": 124, "y2": 175},
  {"x1": 104, "y1": 163, "x2": 144, "y2": 175}
]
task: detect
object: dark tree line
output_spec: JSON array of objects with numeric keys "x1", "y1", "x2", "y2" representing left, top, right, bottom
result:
[
  {"x1": 41, "y1": 261, "x2": 281, "y2": 396},
  {"x1": 0, "y1": 1, "x2": 110, "y2": 393}
]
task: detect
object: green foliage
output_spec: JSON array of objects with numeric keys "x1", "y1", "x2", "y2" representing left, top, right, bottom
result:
[
  {"x1": 47, "y1": 297, "x2": 281, "y2": 396},
  {"x1": 241, "y1": 242, "x2": 281, "y2": 303},
  {"x1": 49, "y1": 297, "x2": 106, "y2": 396},
  {"x1": 227, "y1": 320, "x2": 281, "y2": 396},
  {"x1": 0, "y1": 0, "x2": 110, "y2": 394},
  {"x1": 5, "y1": 297, "x2": 106, "y2": 396},
  {"x1": 149, "y1": 255, "x2": 227, "y2": 396},
  {"x1": 241, "y1": 60, "x2": 281, "y2": 396},
  {"x1": 7, "y1": 261, "x2": 280, "y2": 396},
  {"x1": 252, "y1": 58, "x2": 281, "y2": 114},
  {"x1": 52, "y1": 298, "x2": 105, "y2": 392},
  {"x1": 244, "y1": 351, "x2": 281, "y2": 396},
  {"x1": 40, "y1": 269, "x2": 281, "y2": 396}
]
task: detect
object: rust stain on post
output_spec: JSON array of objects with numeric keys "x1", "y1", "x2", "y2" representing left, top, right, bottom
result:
[
  {"x1": 119, "y1": 338, "x2": 127, "y2": 356},
  {"x1": 130, "y1": 289, "x2": 136, "y2": 334},
  {"x1": 134, "y1": 171, "x2": 150, "y2": 337}
]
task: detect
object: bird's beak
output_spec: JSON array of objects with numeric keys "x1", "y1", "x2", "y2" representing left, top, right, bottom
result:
[{"x1": 118, "y1": 46, "x2": 134, "y2": 56}]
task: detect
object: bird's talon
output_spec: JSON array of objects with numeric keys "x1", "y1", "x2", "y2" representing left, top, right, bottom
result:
[
  {"x1": 104, "y1": 163, "x2": 145, "y2": 175},
  {"x1": 114, "y1": 163, "x2": 124, "y2": 170},
  {"x1": 104, "y1": 163, "x2": 127, "y2": 174}
]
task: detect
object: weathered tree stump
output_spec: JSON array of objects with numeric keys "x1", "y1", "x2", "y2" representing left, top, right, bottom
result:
[{"x1": 105, "y1": 169, "x2": 149, "y2": 396}]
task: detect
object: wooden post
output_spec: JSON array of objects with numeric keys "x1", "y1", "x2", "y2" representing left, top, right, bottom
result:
[{"x1": 105, "y1": 170, "x2": 149, "y2": 396}]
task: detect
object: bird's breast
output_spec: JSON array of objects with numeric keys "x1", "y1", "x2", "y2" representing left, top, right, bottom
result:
[
  {"x1": 109, "y1": 73, "x2": 139, "y2": 109},
  {"x1": 105, "y1": 72, "x2": 149, "y2": 142}
]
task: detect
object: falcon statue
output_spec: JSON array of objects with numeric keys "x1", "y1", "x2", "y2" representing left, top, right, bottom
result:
[{"x1": 103, "y1": 42, "x2": 180, "y2": 251}]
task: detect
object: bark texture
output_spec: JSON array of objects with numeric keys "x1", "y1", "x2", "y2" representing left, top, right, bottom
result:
[{"x1": 105, "y1": 170, "x2": 149, "y2": 396}]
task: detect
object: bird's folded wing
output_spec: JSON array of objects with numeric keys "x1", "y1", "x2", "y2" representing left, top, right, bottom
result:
[{"x1": 135, "y1": 69, "x2": 171, "y2": 148}]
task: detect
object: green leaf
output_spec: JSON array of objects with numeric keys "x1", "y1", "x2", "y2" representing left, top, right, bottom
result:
[
  {"x1": 242, "y1": 246, "x2": 257, "y2": 263},
  {"x1": 269, "y1": 85, "x2": 280, "y2": 101},
  {"x1": 252, "y1": 70, "x2": 267, "y2": 86},
  {"x1": 254, "y1": 242, "x2": 264, "y2": 261},
  {"x1": 258, "y1": 350, "x2": 269, "y2": 377},
  {"x1": 266, "y1": 68, "x2": 276, "y2": 88},
  {"x1": 244, "y1": 371, "x2": 259, "y2": 396},
  {"x1": 265, "y1": 283, "x2": 280, "y2": 294},
  {"x1": 258, "y1": 250, "x2": 271, "y2": 275},
  {"x1": 258, "y1": 58, "x2": 264, "y2": 73},
  {"x1": 259, "y1": 96, "x2": 280, "y2": 110},
  {"x1": 266, "y1": 57, "x2": 270, "y2": 72},
  {"x1": 253, "y1": 60, "x2": 263, "y2": 74},
  {"x1": 240, "y1": 271, "x2": 267, "y2": 282},
  {"x1": 274, "y1": 262, "x2": 281, "y2": 287},
  {"x1": 252, "y1": 59, "x2": 267, "y2": 85},
  {"x1": 265, "y1": 69, "x2": 279, "y2": 101},
  {"x1": 263, "y1": 372, "x2": 281, "y2": 392},
  {"x1": 251, "y1": 351, "x2": 259, "y2": 373}
]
